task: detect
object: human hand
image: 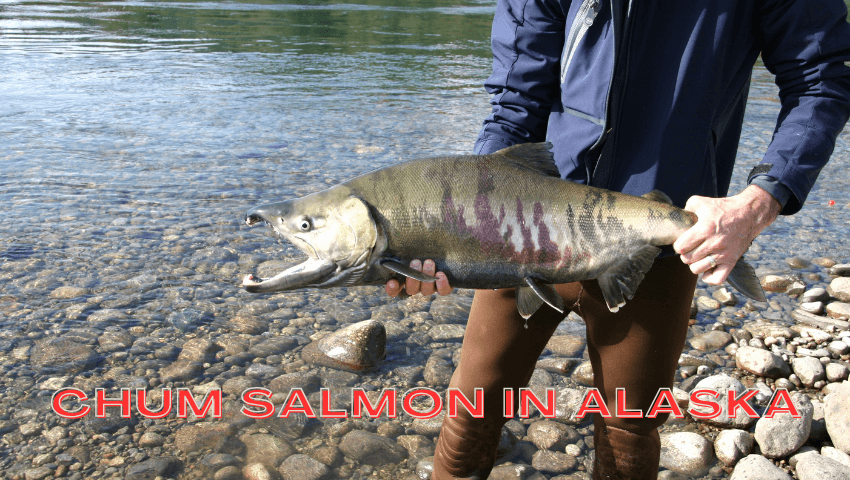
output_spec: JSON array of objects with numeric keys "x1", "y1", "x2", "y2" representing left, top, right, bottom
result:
[
  {"x1": 385, "y1": 259, "x2": 454, "y2": 297},
  {"x1": 673, "y1": 185, "x2": 781, "y2": 285}
]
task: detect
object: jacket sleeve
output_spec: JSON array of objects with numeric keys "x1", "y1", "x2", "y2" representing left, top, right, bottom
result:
[
  {"x1": 755, "y1": 0, "x2": 850, "y2": 214},
  {"x1": 474, "y1": 0, "x2": 567, "y2": 155}
]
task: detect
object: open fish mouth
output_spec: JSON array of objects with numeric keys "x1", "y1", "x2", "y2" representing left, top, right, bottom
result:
[{"x1": 242, "y1": 258, "x2": 337, "y2": 293}]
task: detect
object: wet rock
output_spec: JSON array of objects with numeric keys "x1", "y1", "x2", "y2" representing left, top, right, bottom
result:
[
  {"x1": 249, "y1": 336, "x2": 299, "y2": 357},
  {"x1": 29, "y1": 338, "x2": 102, "y2": 374},
  {"x1": 795, "y1": 453, "x2": 850, "y2": 480},
  {"x1": 125, "y1": 457, "x2": 183, "y2": 480},
  {"x1": 178, "y1": 337, "x2": 222, "y2": 363},
  {"x1": 743, "y1": 321, "x2": 797, "y2": 340},
  {"x1": 546, "y1": 334, "x2": 586, "y2": 357},
  {"x1": 714, "y1": 429, "x2": 753, "y2": 467},
  {"x1": 269, "y1": 372, "x2": 320, "y2": 395},
  {"x1": 338, "y1": 430, "x2": 407, "y2": 466},
  {"x1": 828, "y1": 277, "x2": 850, "y2": 302},
  {"x1": 242, "y1": 463, "x2": 276, "y2": 480},
  {"x1": 159, "y1": 359, "x2": 204, "y2": 383},
  {"x1": 688, "y1": 375, "x2": 756, "y2": 429},
  {"x1": 201, "y1": 453, "x2": 240, "y2": 473},
  {"x1": 278, "y1": 454, "x2": 330, "y2": 480},
  {"x1": 229, "y1": 314, "x2": 269, "y2": 334},
  {"x1": 830, "y1": 264, "x2": 850, "y2": 276},
  {"x1": 302, "y1": 320, "x2": 386, "y2": 372},
  {"x1": 713, "y1": 288, "x2": 738, "y2": 306},
  {"x1": 97, "y1": 328, "x2": 135, "y2": 353},
  {"x1": 536, "y1": 357, "x2": 581, "y2": 376},
  {"x1": 428, "y1": 323, "x2": 466, "y2": 342},
  {"x1": 754, "y1": 393, "x2": 813, "y2": 458},
  {"x1": 729, "y1": 454, "x2": 791, "y2": 480},
  {"x1": 489, "y1": 463, "x2": 536, "y2": 479},
  {"x1": 802, "y1": 287, "x2": 830, "y2": 303},
  {"x1": 800, "y1": 301, "x2": 824, "y2": 315},
  {"x1": 139, "y1": 432, "x2": 165, "y2": 448},
  {"x1": 761, "y1": 275, "x2": 796, "y2": 293},
  {"x1": 824, "y1": 381, "x2": 850, "y2": 454},
  {"x1": 429, "y1": 295, "x2": 472, "y2": 324},
  {"x1": 571, "y1": 360, "x2": 594, "y2": 387},
  {"x1": 532, "y1": 450, "x2": 576, "y2": 474},
  {"x1": 175, "y1": 423, "x2": 237, "y2": 454},
  {"x1": 659, "y1": 432, "x2": 714, "y2": 477},
  {"x1": 689, "y1": 331, "x2": 732, "y2": 351},
  {"x1": 697, "y1": 296, "x2": 722, "y2": 311},
  {"x1": 549, "y1": 387, "x2": 588, "y2": 425},
  {"x1": 215, "y1": 466, "x2": 242, "y2": 480},
  {"x1": 735, "y1": 346, "x2": 791, "y2": 378},
  {"x1": 423, "y1": 352, "x2": 453, "y2": 387},
  {"x1": 396, "y1": 435, "x2": 434, "y2": 455},
  {"x1": 49, "y1": 286, "x2": 89, "y2": 299},
  {"x1": 791, "y1": 357, "x2": 825, "y2": 387},
  {"x1": 23, "y1": 467, "x2": 52, "y2": 480},
  {"x1": 242, "y1": 433, "x2": 296, "y2": 470},
  {"x1": 786, "y1": 257, "x2": 811, "y2": 269},
  {"x1": 527, "y1": 420, "x2": 579, "y2": 451}
]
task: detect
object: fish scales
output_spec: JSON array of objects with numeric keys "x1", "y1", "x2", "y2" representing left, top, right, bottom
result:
[{"x1": 242, "y1": 142, "x2": 764, "y2": 314}]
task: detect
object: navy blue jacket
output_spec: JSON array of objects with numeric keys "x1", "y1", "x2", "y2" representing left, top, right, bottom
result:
[{"x1": 474, "y1": 0, "x2": 850, "y2": 214}]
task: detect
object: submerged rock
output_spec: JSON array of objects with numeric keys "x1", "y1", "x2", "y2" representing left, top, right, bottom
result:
[{"x1": 302, "y1": 320, "x2": 386, "y2": 373}]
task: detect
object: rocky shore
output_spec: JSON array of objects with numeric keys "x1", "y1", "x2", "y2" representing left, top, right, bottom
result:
[{"x1": 1, "y1": 252, "x2": 849, "y2": 480}]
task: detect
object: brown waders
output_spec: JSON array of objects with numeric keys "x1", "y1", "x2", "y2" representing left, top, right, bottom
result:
[{"x1": 431, "y1": 256, "x2": 698, "y2": 480}]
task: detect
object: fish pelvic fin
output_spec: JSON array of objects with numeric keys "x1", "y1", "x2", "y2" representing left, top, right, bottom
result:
[
  {"x1": 516, "y1": 278, "x2": 565, "y2": 320},
  {"x1": 493, "y1": 142, "x2": 561, "y2": 178},
  {"x1": 641, "y1": 189, "x2": 673, "y2": 205},
  {"x1": 726, "y1": 257, "x2": 767, "y2": 302},
  {"x1": 379, "y1": 259, "x2": 439, "y2": 282},
  {"x1": 597, "y1": 245, "x2": 661, "y2": 313}
]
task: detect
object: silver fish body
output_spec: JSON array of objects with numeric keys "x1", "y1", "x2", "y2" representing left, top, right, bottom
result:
[{"x1": 243, "y1": 143, "x2": 765, "y2": 315}]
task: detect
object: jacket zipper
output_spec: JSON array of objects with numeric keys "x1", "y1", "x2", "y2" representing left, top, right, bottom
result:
[{"x1": 560, "y1": 0, "x2": 601, "y2": 84}]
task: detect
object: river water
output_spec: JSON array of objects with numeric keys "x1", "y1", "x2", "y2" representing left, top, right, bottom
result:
[{"x1": 1, "y1": 1, "x2": 849, "y2": 480}]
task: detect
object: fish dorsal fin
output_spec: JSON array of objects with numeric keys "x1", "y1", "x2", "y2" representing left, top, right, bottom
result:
[
  {"x1": 516, "y1": 277, "x2": 565, "y2": 320},
  {"x1": 379, "y1": 259, "x2": 439, "y2": 282},
  {"x1": 493, "y1": 142, "x2": 560, "y2": 178},
  {"x1": 641, "y1": 190, "x2": 673, "y2": 204},
  {"x1": 597, "y1": 245, "x2": 661, "y2": 312}
]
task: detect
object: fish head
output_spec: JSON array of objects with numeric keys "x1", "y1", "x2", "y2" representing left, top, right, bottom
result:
[{"x1": 242, "y1": 186, "x2": 379, "y2": 293}]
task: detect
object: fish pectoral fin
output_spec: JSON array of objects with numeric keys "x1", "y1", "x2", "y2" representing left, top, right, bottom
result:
[
  {"x1": 597, "y1": 245, "x2": 661, "y2": 313},
  {"x1": 641, "y1": 189, "x2": 673, "y2": 205},
  {"x1": 379, "y1": 259, "x2": 439, "y2": 282},
  {"x1": 516, "y1": 277, "x2": 564, "y2": 319},
  {"x1": 726, "y1": 257, "x2": 767, "y2": 302}
]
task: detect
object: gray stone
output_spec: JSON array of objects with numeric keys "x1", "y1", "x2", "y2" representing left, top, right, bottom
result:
[
  {"x1": 828, "y1": 277, "x2": 850, "y2": 302},
  {"x1": 175, "y1": 424, "x2": 237, "y2": 454},
  {"x1": 125, "y1": 457, "x2": 183, "y2": 480},
  {"x1": 278, "y1": 454, "x2": 329, "y2": 480},
  {"x1": 242, "y1": 463, "x2": 276, "y2": 480},
  {"x1": 489, "y1": 463, "x2": 537, "y2": 479},
  {"x1": 688, "y1": 374, "x2": 757, "y2": 429},
  {"x1": 571, "y1": 360, "x2": 594, "y2": 386},
  {"x1": 829, "y1": 263, "x2": 850, "y2": 276},
  {"x1": 527, "y1": 420, "x2": 580, "y2": 451},
  {"x1": 736, "y1": 346, "x2": 791, "y2": 378},
  {"x1": 802, "y1": 287, "x2": 830, "y2": 303},
  {"x1": 423, "y1": 352, "x2": 454, "y2": 387},
  {"x1": 825, "y1": 381, "x2": 850, "y2": 454},
  {"x1": 795, "y1": 453, "x2": 850, "y2": 480},
  {"x1": 822, "y1": 446, "x2": 850, "y2": 469},
  {"x1": 338, "y1": 430, "x2": 407, "y2": 466},
  {"x1": 754, "y1": 393, "x2": 813, "y2": 458},
  {"x1": 546, "y1": 334, "x2": 586, "y2": 357},
  {"x1": 715, "y1": 429, "x2": 753, "y2": 467},
  {"x1": 160, "y1": 359, "x2": 204, "y2": 383},
  {"x1": 178, "y1": 338, "x2": 221, "y2": 362},
  {"x1": 659, "y1": 432, "x2": 714, "y2": 477},
  {"x1": 791, "y1": 357, "x2": 826, "y2": 387},
  {"x1": 241, "y1": 433, "x2": 296, "y2": 471},
  {"x1": 552, "y1": 387, "x2": 590, "y2": 425},
  {"x1": 698, "y1": 296, "x2": 722, "y2": 311},
  {"x1": 789, "y1": 446, "x2": 820, "y2": 468},
  {"x1": 762, "y1": 275, "x2": 796, "y2": 293},
  {"x1": 428, "y1": 323, "x2": 466, "y2": 342},
  {"x1": 826, "y1": 302, "x2": 850, "y2": 319},
  {"x1": 690, "y1": 331, "x2": 733, "y2": 351},
  {"x1": 29, "y1": 338, "x2": 102, "y2": 374},
  {"x1": 713, "y1": 287, "x2": 739, "y2": 306},
  {"x1": 301, "y1": 320, "x2": 386, "y2": 372},
  {"x1": 828, "y1": 340, "x2": 850, "y2": 356},
  {"x1": 729, "y1": 455, "x2": 791, "y2": 480},
  {"x1": 532, "y1": 450, "x2": 577, "y2": 474},
  {"x1": 800, "y1": 301, "x2": 824, "y2": 315}
]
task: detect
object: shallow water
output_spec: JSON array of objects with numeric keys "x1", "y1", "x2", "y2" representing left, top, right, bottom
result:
[{"x1": 2, "y1": 1, "x2": 850, "y2": 479}]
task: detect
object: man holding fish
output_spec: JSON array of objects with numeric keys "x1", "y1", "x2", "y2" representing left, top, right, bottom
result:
[{"x1": 385, "y1": 0, "x2": 850, "y2": 478}]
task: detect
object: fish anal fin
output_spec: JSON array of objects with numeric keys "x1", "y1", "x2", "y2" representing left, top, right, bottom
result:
[
  {"x1": 641, "y1": 189, "x2": 673, "y2": 205},
  {"x1": 522, "y1": 277, "x2": 565, "y2": 314},
  {"x1": 516, "y1": 286, "x2": 545, "y2": 320},
  {"x1": 379, "y1": 259, "x2": 439, "y2": 282},
  {"x1": 597, "y1": 245, "x2": 661, "y2": 313},
  {"x1": 726, "y1": 257, "x2": 767, "y2": 302}
]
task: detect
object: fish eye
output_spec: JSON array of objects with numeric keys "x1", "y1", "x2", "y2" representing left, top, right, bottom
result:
[{"x1": 298, "y1": 217, "x2": 312, "y2": 231}]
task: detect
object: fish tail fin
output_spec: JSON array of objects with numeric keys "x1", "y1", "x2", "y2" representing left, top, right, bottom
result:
[{"x1": 726, "y1": 257, "x2": 766, "y2": 302}]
